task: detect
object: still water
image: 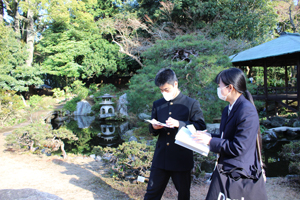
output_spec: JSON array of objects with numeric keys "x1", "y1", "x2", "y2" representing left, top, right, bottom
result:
[
  {"x1": 263, "y1": 141, "x2": 291, "y2": 177},
  {"x1": 52, "y1": 116, "x2": 298, "y2": 177},
  {"x1": 52, "y1": 116, "x2": 130, "y2": 154}
]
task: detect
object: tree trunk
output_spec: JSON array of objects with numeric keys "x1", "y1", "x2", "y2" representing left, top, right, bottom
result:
[
  {"x1": 0, "y1": 0, "x2": 3, "y2": 22},
  {"x1": 289, "y1": 5, "x2": 296, "y2": 33},
  {"x1": 13, "y1": 0, "x2": 21, "y2": 38},
  {"x1": 20, "y1": 95, "x2": 28, "y2": 107},
  {"x1": 29, "y1": 140, "x2": 34, "y2": 152},
  {"x1": 112, "y1": 39, "x2": 144, "y2": 67},
  {"x1": 60, "y1": 142, "x2": 67, "y2": 159},
  {"x1": 25, "y1": 6, "x2": 35, "y2": 67}
]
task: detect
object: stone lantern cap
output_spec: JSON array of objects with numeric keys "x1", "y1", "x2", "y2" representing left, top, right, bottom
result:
[{"x1": 97, "y1": 93, "x2": 115, "y2": 105}]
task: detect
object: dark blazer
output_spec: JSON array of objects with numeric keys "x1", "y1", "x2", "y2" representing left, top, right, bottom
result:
[
  {"x1": 149, "y1": 92, "x2": 206, "y2": 171},
  {"x1": 210, "y1": 95, "x2": 261, "y2": 175}
]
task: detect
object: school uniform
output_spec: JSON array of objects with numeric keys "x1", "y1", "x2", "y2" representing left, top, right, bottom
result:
[
  {"x1": 144, "y1": 92, "x2": 206, "y2": 200},
  {"x1": 207, "y1": 94, "x2": 266, "y2": 199}
]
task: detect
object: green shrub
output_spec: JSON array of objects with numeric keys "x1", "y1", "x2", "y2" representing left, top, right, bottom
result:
[
  {"x1": 71, "y1": 80, "x2": 89, "y2": 99},
  {"x1": 0, "y1": 89, "x2": 26, "y2": 127},
  {"x1": 93, "y1": 139, "x2": 216, "y2": 183},
  {"x1": 93, "y1": 141, "x2": 154, "y2": 181},
  {"x1": 126, "y1": 34, "x2": 239, "y2": 122},
  {"x1": 27, "y1": 95, "x2": 56, "y2": 111},
  {"x1": 63, "y1": 86, "x2": 73, "y2": 98},
  {"x1": 5, "y1": 122, "x2": 53, "y2": 151},
  {"x1": 260, "y1": 125, "x2": 268, "y2": 135},
  {"x1": 28, "y1": 95, "x2": 43, "y2": 110},
  {"x1": 279, "y1": 141, "x2": 300, "y2": 175},
  {"x1": 132, "y1": 122, "x2": 153, "y2": 140},
  {"x1": 89, "y1": 83, "x2": 99, "y2": 94},
  {"x1": 52, "y1": 88, "x2": 65, "y2": 98},
  {"x1": 6, "y1": 121, "x2": 78, "y2": 158},
  {"x1": 63, "y1": 97, "x2": 81, "y2": 112}
]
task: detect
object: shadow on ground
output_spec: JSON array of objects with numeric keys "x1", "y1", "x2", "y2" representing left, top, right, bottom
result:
[{"x1": 52, "y1": 158, "x2": 133, "y2": 200}]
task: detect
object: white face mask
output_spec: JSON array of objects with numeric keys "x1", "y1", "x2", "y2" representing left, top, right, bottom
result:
[
  {"x1": 217, "y1": 85, "x2": 230, "y2": 101},
  {"x1": 162, "y1": 92, "x2": 174, "y2": 101},
  {"x1": 162, "y1": 83, "x2": 178, "y2": 101}
]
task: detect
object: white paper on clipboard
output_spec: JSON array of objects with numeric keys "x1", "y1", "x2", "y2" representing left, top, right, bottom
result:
[{"x1": 175, "y1": 125, "x2": 210, "y2": 156}]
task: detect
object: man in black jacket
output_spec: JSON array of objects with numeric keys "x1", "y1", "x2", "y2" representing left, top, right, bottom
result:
[{"x1": 144, "y1": 68, "x2": 206, "y2": 200}]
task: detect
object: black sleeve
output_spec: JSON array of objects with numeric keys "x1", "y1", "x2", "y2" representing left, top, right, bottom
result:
[
  {"x1": 178, "y1": 100, "x2": 206, "y2": 130},
  {"x1": 149, "y1": 101, "x2": 161, "y2": 136}
]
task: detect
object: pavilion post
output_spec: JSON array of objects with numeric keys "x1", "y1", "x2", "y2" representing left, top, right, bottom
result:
[
  {"x1": 297, "y1": 59, "x2": 300, "y2": 111},
  {"x1": 248, "y1": 66, "x2": 252, "y2": 78},
  {"x1": 285, "y1": 66, "x2": 288, "y2": 105},
  {"x1": 264, "y1": 64, "x2": 268, "y2": 113}
]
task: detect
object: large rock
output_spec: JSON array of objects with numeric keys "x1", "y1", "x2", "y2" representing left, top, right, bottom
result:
[
  {"x1": 270, "y1": 126, "x2": 300, "y2": 132},
  {"x1": 262, "y1": 130, "x2": 277, "y2": 142},
  {"x1": 261, "y1": 119, "x2": 271, "y2": 127},
  {"x1": 264, "y1": 141, "x2": 277, "y2": 149},
  {"x1": 270, "y1": 116, "x2": 286, "y2": 127},
  {"x1": 73, "y1": 115, "x2": 95, "y2": 128},
  {"x1": 117, "y1": 93, "x2": 128, "y2": 116},
  {"x1": 138, "y1": 113, "x2": 151, "y2": 121},
  {"x1": 73, "y1": 100, "x2": 92, "y2": 116},
  {"x1": 119, "y1": 121, "x2": 129, "y2": 134},
  {"x1": 293, "y1": 120, "x2": 300, "y2": 127},
  {"x1": 206, "y1": 123, "x2": 220, "y2": 135},
  {"x1": 128, "y1": 136, "x2": 138, "y2": 142},
  {"x1": 286, "y1": 129, "x2": 297, "y2": 137},
  {"x1": 121, "y1": 129, "x2": 134, "y2": 141},
  {"x1": 271, "y1": 126, "x2": 300, "y2": 139},
  {"x1": 0, "y1": 188, "x2": 63, "y2": 200}
]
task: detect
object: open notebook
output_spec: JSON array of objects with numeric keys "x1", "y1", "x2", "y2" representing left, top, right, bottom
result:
[{"x1": 175, "y1": 124, "x2": 210, "y2": 156}]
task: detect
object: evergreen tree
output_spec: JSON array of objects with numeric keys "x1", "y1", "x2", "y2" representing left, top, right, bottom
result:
[
  {"x1": 136, "y1": 0, "x2": 277, "y2": 42},
  {"x1": 127, "y1": 34, "x2": 243, "y2": 122},
  {"x1": 0, "y1": 24, "x2": 43, "y2": 92},
  {"x1": 36, "y1": 22, "x2": 125, "y2": 87}
]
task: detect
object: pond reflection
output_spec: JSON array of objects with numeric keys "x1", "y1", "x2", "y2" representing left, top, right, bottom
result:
[
  {"x1": 263, "y1": 128, "x2": 300, "y2": 177},
  {"x1": 263, "y1": 141, "x2": 290, "y2": 177},
  {"x1": 51, "y1": 116, "x2": 129, "y2": 154}
]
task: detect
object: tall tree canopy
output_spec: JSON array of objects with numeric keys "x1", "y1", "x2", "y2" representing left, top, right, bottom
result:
[
  {"x1": 3, "y1": 0, "x2": 98, "y2": 67},
  {"x1": 0, "y1": 0, "x2": 282, "y2": 97},
  {"x1": 0, "y1": 24, "x2": 43, "y2": 91},
  {"x1": 136, "y1": 0, "x2": 277, "y2": 42},
  {"x1": 127, "y1": 34, "x2": 246, "y2": 122},
  {"x1": 272, "y1": 0, "x2": 299, "y2": 34},
  {"x1": 33, "y1": 0, "x2": 130, "y2": 87},
  {"x1": 36, "y1": 22, "x2": 126, "y2": 87}
]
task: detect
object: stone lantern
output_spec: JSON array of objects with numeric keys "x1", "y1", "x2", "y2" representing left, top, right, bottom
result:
[
  {"x1": 97, "y1": 93, "x2": 115, "y2": 119},
  {"x1": 100, "y1": 124, "x2": 116, "y2": 136},
  {"x1": 96, "y1": 124, "x2": 115, "y2": 142},
  {"x1": 97, "y1": 123, "x2": 121, "y2": 147}
]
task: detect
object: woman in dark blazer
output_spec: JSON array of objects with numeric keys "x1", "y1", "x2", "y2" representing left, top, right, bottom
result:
[{"x1": 193, "y1": 68, "x2": 267, "y2": 200}]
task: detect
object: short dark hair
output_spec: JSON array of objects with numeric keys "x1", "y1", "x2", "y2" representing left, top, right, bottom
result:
[{"x1": 155, "y1": 68, "x2": 178, "y2": 87}]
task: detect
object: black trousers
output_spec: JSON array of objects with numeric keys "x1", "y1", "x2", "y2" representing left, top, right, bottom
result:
[{"x1": 144, "y1": 166, "x2": 191, "y2": 200}]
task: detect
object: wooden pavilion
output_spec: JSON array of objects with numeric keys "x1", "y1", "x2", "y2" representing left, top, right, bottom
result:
[{"x1": 230, "y1": 32, "x2": 300, "y2": 112}]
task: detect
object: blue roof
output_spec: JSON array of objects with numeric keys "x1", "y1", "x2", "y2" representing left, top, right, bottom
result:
[{"x1": 230, "y1": 33, "x2": 300, "y2": 63}]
